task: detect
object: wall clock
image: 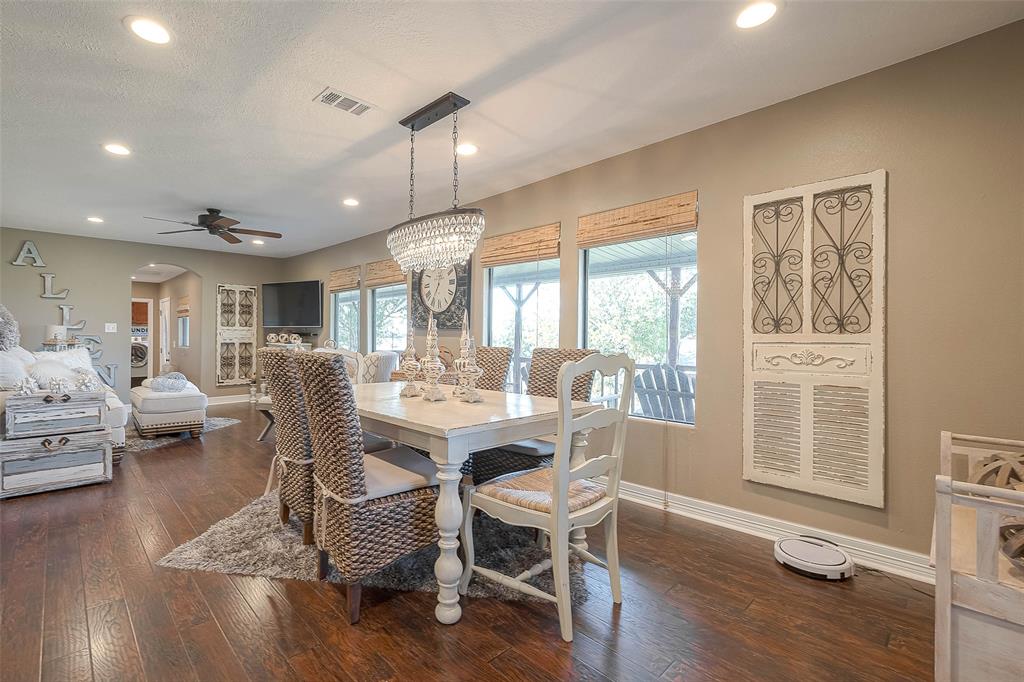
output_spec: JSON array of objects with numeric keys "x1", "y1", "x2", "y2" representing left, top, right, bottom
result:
[{"x1": 411, "y1": 260, "x2": 471, "y2": 330}]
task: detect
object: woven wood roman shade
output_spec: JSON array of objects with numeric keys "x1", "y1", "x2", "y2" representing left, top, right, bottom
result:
[
  {"x1": 327, "y1": 266, "x2": 360, "y2": 293},
  {"x1": 577, "y1": 190, "x2": 697, "y2": 249},
  {"x1": 364, "y1": 259, "x2": 406, "y2": 288},
  {"x1": 479, "y1": 222, "x2": 561, "y2": 268}
]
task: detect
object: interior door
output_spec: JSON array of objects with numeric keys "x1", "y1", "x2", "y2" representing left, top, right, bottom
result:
[{"x1": 159, "y1": 297, "x2": 171, "y2": 367}]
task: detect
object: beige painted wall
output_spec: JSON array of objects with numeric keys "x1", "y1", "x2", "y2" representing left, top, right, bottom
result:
[
  {"x1": 281, "y1": 22, "x2": 1024, "y2": 553},
  {"x1": 160, "y1": 271, "x2": 203, "y2": 386},
  {"x1": 0, "y1": 229, "x2": 286, "y2": 401}
]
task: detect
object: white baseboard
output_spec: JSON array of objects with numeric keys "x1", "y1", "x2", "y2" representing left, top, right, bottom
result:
[
  {"x1": 206, "y1": 394, "x2": 253, "y2": 406},
  {"x1": 613, "y1": 478, "x2": 935, "y2": 584}
]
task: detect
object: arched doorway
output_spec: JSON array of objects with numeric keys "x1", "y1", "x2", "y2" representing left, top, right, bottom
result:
[{"x1": 130, "y1": 263, "x2": 202, "y2": 388}]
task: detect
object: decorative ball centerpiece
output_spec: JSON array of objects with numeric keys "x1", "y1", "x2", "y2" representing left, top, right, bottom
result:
[
  {"x1": 1001, "y1": 517, "x2": 1024, "y2": 571},
  {"x1": 420, "y1": 313, "x2": 446, "y2": 402},
  {"x1": 399, "y1": 327, "x2": 422, "y2": 398},
  {"x1": 973, "y1": 452, "x2": 1024, "y2": 492}
]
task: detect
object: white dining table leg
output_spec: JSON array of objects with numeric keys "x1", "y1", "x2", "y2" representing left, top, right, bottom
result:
[
  {"x1": 431, "y1": 442, "x2": 466, "y2": 624},
  {"x1": 569, "y1": 429, "x2": 592, "y2": 551}
]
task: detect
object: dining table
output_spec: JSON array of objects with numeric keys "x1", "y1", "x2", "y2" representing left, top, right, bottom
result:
[{"x1": 352, "y1": 380, "x2": 597, "y2": 625}]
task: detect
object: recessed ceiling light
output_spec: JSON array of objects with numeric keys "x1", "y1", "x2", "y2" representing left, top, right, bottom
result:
[
  {"x1": 736, "y1": 2, "x2": 777, "y2": 29},
  {"x1": 87, "y1": 216, "x2": 104, "y2": 223},
  {"x1": 342, "y1": 198, "x2": 359, "y2": 207},
  {"x1": 131, "y1": 276, "x2": 136, "y2": 280},
  {"x1": 148, "y1": 263, "x2": 156, "y2": 267},
  {"x1": 456, "y1": 143, "x2": 478, "y2": 156},
  {"x1": 103, "y1": 143, "x2": 131, "y2": 156},
  {"x1": 124, "y1": 17, "x2": 170, "y2": 44},
  {"x1": 252, "y1": 239, "x2": 265, "y2": 245}
]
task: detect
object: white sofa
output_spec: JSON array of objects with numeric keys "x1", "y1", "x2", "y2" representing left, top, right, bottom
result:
[
  {"x1": 313, "y1": 348, "x2": 400, "y2": 384},
  {"x1": 0, "y1": 346, "x2": 129, "y2": 461}
]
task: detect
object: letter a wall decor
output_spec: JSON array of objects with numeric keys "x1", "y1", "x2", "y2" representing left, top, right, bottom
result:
[
  {"x1": 742, "y1": 170, "x2": 886, "y2": 507},
  {"x1": 216, "y1": 284, "x2": 257, "y2": 386}
]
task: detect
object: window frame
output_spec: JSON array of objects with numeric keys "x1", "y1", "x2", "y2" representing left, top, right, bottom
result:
[
  {"x1": 369, "y1": 282, "x2": 408, "y2": 352},
  {"x1": 329, "y1": 288, "x2": 361, "y2": 352},
  {"x1": 580, "y1": 234, "x2": 698, "y2": 426},
  {"x1": 485, "y1": 258, "x2": 561, "y2": 393}
]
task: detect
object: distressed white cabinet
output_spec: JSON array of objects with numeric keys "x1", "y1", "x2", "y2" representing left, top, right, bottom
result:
[
  {"x1": 742, "y1": 170, "x2": 887, "y2": 507},
  {"x1": 3, "y1": 391, "x2": 107, "y2": 438},
  {"x1": 1, "y1": 427, "x2": 113, "y2": 498},
  {"x1": 216, "y1": 284, "x2": 258, "y2": 386}
]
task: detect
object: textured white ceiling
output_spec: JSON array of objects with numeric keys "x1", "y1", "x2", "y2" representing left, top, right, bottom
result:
[
  {"x1": 2, "y1": 1, "x2": 1022, "y2": 257},
  {"x1": 131, "y1": 263, "x2": 186, "y2": 283}
]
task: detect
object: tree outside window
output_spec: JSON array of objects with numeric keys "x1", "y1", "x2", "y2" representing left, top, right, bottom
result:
[
  {"x1": 372, "y1": 284, "x2": 407, "y2": 351},
  {"x1": 584, "y1": 232, "x2": 697, "y2": 423},
  {"x1": 330, "y1": 289, "x2": 360, "y2": 351},
  {"x1": 487, "y1": 259, "x2": 560, "y2": 392}
]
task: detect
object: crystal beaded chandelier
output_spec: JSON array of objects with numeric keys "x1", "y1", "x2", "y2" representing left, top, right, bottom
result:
[{"x1": 387, "y1": 92, "x2": 484, "y2": 272}]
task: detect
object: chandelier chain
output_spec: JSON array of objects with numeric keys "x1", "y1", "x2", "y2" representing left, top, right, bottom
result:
[
  {"x1": 408, "y1": 128, "x2": 416, "y2": 220},
  {"x1": 452, "y1": 111, "x2": 459, "y2": 209}
]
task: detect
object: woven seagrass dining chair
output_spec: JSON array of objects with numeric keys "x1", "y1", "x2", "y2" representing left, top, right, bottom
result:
[
  {"x1": 257, "y1": 347, "x2": 316, "y2": 545},
  {"x1": 297, "y1": 350, "x2": 439, "y2": 624},
  {"x1": 465, "y1": 347, "x2": 597, "y2": 484},
  {"x1": 460, "y1": 352, "x2": 635, "y2": 641},
  {"x1": 474, "y1": 346, "x2": 513, "y2": 391}
]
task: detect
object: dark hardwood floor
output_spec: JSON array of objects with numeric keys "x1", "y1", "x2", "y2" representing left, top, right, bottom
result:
[{"x1": 0, "y1": 403, "x2": 935, "y2": 681}]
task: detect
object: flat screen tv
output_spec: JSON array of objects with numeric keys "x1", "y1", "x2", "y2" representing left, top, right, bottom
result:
[{"x1": 262, "y1": 280, "x2": 323, "y2": 328}]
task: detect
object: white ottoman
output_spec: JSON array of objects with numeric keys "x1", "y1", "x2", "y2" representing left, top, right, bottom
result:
[{"x1": 131, "y1": 381, "x2": 209, "y2": 438}]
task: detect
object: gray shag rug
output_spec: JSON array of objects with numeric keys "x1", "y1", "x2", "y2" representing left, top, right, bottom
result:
[
  {"x1": 126, "y1": 417, "x2": 240, "y2": 453},
  {"x1": 158, "y1": 490, "x2": 589, "y2": 604}
]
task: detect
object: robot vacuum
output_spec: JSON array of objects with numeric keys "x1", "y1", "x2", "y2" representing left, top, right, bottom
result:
[{"x1": 774, "y1": 535, "x2": 854, "y2": 580}]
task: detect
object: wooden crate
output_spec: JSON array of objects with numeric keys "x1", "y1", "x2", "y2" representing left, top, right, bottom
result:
[
  {"x1": 2, "y1": 391, "x2": 108, "y2": 439},
  {"x1": 1, "y1": 427, "x2": 112, "y2": 498}
]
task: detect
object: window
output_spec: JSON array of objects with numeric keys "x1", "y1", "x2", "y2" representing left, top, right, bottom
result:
[
  {"x1": 371, "y1": 283, "x2": 407, "y2": 351},
  {"x1": 487, "y1": 259, "x2": 560, "y2": 392},
  {"x1": 177, "y1": 316, "x2": 190, "y2": 348},
  {"x1": 583, "y1": 232, "x2": 697, "y2": 423},
  {"x1": 330, "y1": 289, "x2": 360, "y2": 351}
]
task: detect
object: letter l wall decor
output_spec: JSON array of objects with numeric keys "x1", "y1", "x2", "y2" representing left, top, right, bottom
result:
[{"x1": 742, "y1": 170, "x2": 886, "y2": 507}]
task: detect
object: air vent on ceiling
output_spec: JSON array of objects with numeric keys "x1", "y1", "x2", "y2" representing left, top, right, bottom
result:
[{"x1": 314, "y1": 87, "x2": 374, "y2": 116}]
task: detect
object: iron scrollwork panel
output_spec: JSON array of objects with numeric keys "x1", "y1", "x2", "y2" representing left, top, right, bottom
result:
[
  {"x1": 237, "y1": 289, "x2": 255, "y2": 329},
  {"x1": 751, "y1": 197, "x2": 804, "y2": 334},
  {"x1": 219, "y1": 342, "x2": 237, "y2": 382},
  {"x1": 811, "y1": 185, "x2": 873, "y2": 334},
  {"x1": 219, "y1": 288, "x2": 237, "y2": 327}
]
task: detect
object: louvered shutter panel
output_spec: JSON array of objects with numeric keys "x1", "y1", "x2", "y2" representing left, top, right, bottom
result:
[{"x1": 743, "y1": 170, "x2": 886, "y2": 507}]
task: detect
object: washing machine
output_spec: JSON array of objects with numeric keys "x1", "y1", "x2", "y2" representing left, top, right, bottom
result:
[{"x1": 131, "y1": 325, "x2": 150, "y2": 380}]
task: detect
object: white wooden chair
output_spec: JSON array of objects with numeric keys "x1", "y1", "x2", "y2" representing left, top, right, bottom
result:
[
  {"x1": 458, "y1": 352, "x2": 635, "y2": 642},
  {"x1": 934, "y1": 432, "x2": 1024, "y2": 682}
]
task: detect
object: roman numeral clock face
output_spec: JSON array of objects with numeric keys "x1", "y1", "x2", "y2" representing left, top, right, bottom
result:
[{"x1": 419, "y1": 266, "x2": 458, "y2": 313}]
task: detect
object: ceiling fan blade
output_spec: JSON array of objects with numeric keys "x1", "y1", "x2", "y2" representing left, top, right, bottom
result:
[
  {"x1": 228, "y1": 228, "x2": 283, "y2": 239},
  {"x1": 210, "y1": 216, "x2": 240, "y2": 229},
  {"x1": 144, "y1": 216, "x2": 197, "y2": 226},
  {"x1": 218, "y1": 231, "x2": 243, "y2": 244},
  {"x1": 157, "y1": 228, "x2": 206, "y2": 235}
]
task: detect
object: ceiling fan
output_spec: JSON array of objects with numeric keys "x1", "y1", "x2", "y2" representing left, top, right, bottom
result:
[{"x1": 144, "y1": 208, "x2": 282, "y2": 244}]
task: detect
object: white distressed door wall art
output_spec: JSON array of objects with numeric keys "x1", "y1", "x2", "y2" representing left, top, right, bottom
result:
[
  {"x1": 216, "y1": 284, "x2": 257, "y2": 386},
  {"x1": 743, "y1": 170, "x2": 886, "y2": 507}
]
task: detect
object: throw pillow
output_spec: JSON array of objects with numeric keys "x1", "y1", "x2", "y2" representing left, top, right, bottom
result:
[
  {"x1": 0, "y1": 350, "x2": 29, "y2": 390},
  {"x1": 27, "y1": 359, "x2": 80, "y2": 387},
  {"x1": 0, "y1": 304, "x2": 19, "y2": 351},
  {"x1": 33, "y1": 347, "x2": 94, "y2": 372}
]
